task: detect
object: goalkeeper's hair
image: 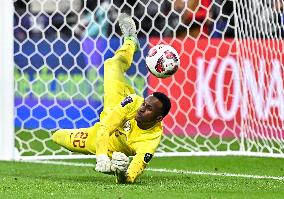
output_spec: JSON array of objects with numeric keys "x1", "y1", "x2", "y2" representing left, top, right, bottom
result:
[{"x1": 152, "y1": 92, "x2": 171, "y2": 118}]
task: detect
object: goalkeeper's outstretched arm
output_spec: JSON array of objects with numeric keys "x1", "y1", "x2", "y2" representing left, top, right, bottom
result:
[
  {"x1": 114, "y1": 152, "x2": 152, "y2": 184},
  {"x1": 95, "y1": 105, "x2": 128, "y2": 173}
]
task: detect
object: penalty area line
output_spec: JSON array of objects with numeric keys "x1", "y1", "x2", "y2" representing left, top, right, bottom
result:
[{"x1": 23, "y1": 160, "x2": 284, "y2": 181}]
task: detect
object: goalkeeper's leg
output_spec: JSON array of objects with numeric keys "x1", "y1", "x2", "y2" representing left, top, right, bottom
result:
[
  {"x1": 95, "y1": 14, "x2": 139, "y2": 160},
  {"x1": 52, "y1": 123, "x2": 99, "y2": 154},
  {"x1": 52, "y1": 25, "x2": 138, "y2": 155},
  {"x1": 102, "y1": 39, "x2": 137, "y2": 111},
  {"x1": 102, "y1": 13, "x2": 139, "y2": 112},
  {"x1": 95, "y1": 40, "x2": 137, "y2": 157}
]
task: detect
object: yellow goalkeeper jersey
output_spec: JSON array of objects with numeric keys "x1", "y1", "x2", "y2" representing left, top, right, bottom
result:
[{"x1": 96, "y1": 94, "x2": 163, "y2": 183}]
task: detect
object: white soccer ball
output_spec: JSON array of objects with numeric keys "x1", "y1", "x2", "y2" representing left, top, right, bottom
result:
[{"x1": 145, "y1": 44, "x2": 180, "y2": 78}]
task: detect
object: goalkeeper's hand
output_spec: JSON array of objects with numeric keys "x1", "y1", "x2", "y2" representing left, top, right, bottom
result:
[
  {"x1": 110, "y1": 152, "x2": 130, "y2": 172},
  {"x1": 111, "y1": 152, "x2": 129, "y2": 183},
  {"x1": 95, "y1": 154, "x2": 112, "y2": 173}
]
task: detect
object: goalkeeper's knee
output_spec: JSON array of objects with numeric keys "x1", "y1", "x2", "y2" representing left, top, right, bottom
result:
[{"x1": 52, "y1": 129, "x2": 67, "y2": 146}]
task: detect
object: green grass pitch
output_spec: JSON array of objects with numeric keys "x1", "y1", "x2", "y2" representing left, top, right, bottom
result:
[{"x1": 0, "y1": 156, "x2": 284, "y2": 198}]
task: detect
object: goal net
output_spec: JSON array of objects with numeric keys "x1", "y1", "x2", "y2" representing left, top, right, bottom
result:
[
  {"x1": 12, "y1": 0, "x2": 284, "y2": 160},
  {"x1": 236, "y1": 0, "x2": 284, "y2": 156}
]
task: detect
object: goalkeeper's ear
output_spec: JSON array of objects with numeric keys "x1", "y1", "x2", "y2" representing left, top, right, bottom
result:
[
  {"x1": 152, "y1": 92, "x2": 171, "y2": 118},
  {"x1": 156, "y1": 115, "x2": 163, "y2": 122}
]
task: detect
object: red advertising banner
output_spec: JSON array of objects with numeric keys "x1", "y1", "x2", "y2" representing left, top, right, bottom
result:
[{"x1": 148, "y1": 38, "x2": 284, "y2": 138}]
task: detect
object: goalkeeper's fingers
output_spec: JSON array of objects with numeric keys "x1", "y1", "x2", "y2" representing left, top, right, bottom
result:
[
  {"x1": 111, "y1": 159, "x2": 129, "y2": 167},
  {"x1": 111, "y1": 163, "x2": 128, "y2": 172},
  {"x1": 110, "y1": 152, "x2": 129, "y2": 172},
  {"x1": 112, "y1": 152, "x2": 129, "y2": 161}
]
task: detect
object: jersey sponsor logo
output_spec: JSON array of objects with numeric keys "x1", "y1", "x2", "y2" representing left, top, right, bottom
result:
[
  {"x1": 123, "y1": 120, "x2": 131, "y2": 132},
  {"x1": 120, "y1": 96, "x2": 133, "y2": 107},
  {"x1": 144, "y1": 153, "x2": 153, "y2": 163}
]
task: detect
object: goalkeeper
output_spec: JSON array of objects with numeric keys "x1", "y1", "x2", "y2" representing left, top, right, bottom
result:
[{"x1": 52, "y1": 13, "x2": 171, "y2": 184}]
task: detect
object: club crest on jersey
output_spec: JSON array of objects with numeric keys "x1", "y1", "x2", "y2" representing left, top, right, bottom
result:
[
  {"x1": 144, "y1": 153, "x2": 153, "y2": 163},
  {"x1": 121, "y1": 96, "x2": 133, "y2": 107},
  {"x1": 123, "y1": 120, "x2": 131, "y2": 132}
]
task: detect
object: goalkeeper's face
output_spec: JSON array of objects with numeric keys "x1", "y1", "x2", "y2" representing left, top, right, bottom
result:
[{"x1": 135, "y1": 96, "x2": 163, "y2": 124}]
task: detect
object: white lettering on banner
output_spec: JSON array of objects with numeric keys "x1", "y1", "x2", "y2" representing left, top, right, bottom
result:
[
  {"x1": 242, "y1": 58, "x2": 265, "y2": 119},
  {"x1": 196, "y1": 58, "x2": 218, "y2": 119},
  {"x1": 264, "y1": 60, "x2": 284, "y2": 120},
  {"x1": 196, "y1": 57, "x2": 283, "y2": 121},
  {"x1": 216, "y1": 56, "x2": 240, "y2": 120}
]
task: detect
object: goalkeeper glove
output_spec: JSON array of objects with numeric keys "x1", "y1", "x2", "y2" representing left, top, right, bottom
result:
[
  {"x1": 110, "y1": 152, "x2": 129, "y2": 183},
  {"x1": 95, "y1": 154, "x2": 112, "y2": 173},
  {"x1": 110, "y1": 152, "x2": 130, "y2": 172}
]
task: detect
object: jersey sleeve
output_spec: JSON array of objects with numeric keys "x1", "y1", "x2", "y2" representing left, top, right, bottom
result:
[
  {"x1": 124, "y1": 152, "x2": 151, "y2": 183},
  {"x1": 96, "y1": 94, "x2": 140, "y2": 155},
  {"x1": 124, "y1": 136, "x2": 161, "y2": 183}
]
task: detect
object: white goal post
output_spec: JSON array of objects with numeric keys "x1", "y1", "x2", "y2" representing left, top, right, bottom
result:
[
  {"x1": 0, "y1": 0, "x2": 14, "y2": 160},
  {"x1": 1, "y1": 0, "x2": 283, "y2": 160}
]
